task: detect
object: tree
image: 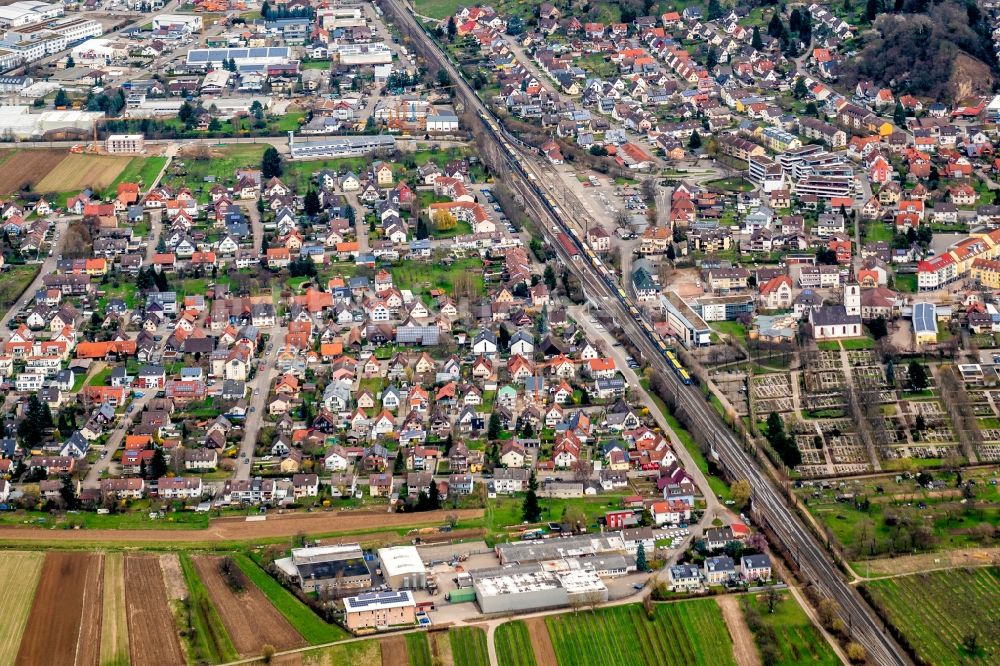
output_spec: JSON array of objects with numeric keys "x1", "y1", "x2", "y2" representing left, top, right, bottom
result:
[
  {"x1": 149, "y1": 448, "x2": 168, "y2": 480},
  {"x1": 767, "y1": 13, "x2": 784, "y2": 39},
  {"x1": 751, "y1": 26, "x2": 763, "y2": 50},
  {"x1": 434, "y1": 211, "x2": 457, "y2": 231},
  {"x1": 908, "y1": 360, "x2": 929, "y2": 391},
  {"x1": 731, "y1": 479, "x2": 752, "y2": 511},
  {"x1": 846, "y1": 643, "x2": 866, "y2": 664},
  {"x1": 707, "y1": 0, "x2": 722, "y2": 20},
  {"x1": 59, "y1": 474, "x2": 78, "y2": 509},
  {"x1": 261, "y1": 146, "x2": 283, "y2": 179},
  {"x1": 488, "y1": 412, "x2": 500, "y2": 440},
  {"x1": 207, "y1": 117, "x2": 221, "y2": 132},
  {"x1": 446, "y1": 16, "x2": 456, "y2": 38},
  {"x1": 865, "y1": 0, "x2": 880, "y2": 21},
  {"x1": 54, "y1": 88, "x2": 70, "y2": 108},
  {"x1": 893, "y1": 100, "x2": 906, "y2": 128},
  {"x1": 344, "y1": 203, "x2": 355, "y2": 225},
  {"x1": 688, "y1": 130, "x2": 702, "y2": 150},
  {"x1": 427, "y1": 478, "x2": 441, "y2": 510},
  {"x1": 304, "y1": 189, "x2": 321, "y2": 216},
  {"x1": 636, "y1": 543, "x2": 648, "y2": 572},
  {"x1": 18, "y1": 395, "x2": 51, "y2": 449},
  {"x1": 763, "y1": 587, "x2": 783, "y2": 613},
  {"x1": 868, "y1": 316, "x2": 888, "y2": 340},
  {"x1": 793, "y1": 76, "x2": 808, "y2": 99},
  {"x1": 178, "y1": 100, "x2": 195, "y2": 126},
  {"x1": 543, "y1": 264, "x2": 556, "y2": 290},
  {"x1": 66, "y1": 55, "x2": 75, "y2": 68},
  {"x1": 416, "y1": 216, "x2": 429, "y2": 240},
  {"x1": 522, "y1": 472, "x2": 541, "y2": 522}
]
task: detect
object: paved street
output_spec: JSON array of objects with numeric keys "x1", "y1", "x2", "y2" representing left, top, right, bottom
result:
[{"x1": 234, "y1": 328, "x2": 285, "y2": 481}]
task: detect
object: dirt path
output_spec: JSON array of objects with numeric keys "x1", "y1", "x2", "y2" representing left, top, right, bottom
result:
[
  {"x1": 0, "y1": 508, "x2": 483, "y2": 544},
  {"x1": 524, "y1": 617, "x2": 558, "y2": 666},
  {"x1": 380, "y1": 635, "x2": 408, "y2": 666},
  {"x1": 715, "y1": 595, "x2": 761, "y2": 666}
]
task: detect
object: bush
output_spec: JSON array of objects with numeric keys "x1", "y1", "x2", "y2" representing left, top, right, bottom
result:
[{"x1": 218, "y1": 556, "x2": 246, "y2": 593}]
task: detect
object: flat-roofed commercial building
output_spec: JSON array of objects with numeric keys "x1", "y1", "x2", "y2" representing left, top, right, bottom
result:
[
  {"x1": 377, "y1": 545, "x2": 426, "y2": 589},
  {"x1": 105, "y1": 134, "x2": 144, "y2": 154},
  {"x1": 274, "y1": 544, "x2": 373, "y2": 595},
  {"x1": 343, "y1": 590, "x2": 416, "y2": 630}
]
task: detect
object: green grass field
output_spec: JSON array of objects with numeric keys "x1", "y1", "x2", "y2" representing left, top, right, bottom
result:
[
  {"x1": 391, "y1": 257, "x2": 484, "y2": 298},
  {"x1": 496, "y1": 621, "x2": 537, "y2": 666},
  {"x1": 865, "y1": 567, "x2": 1000, "y2": 665},
  {"x1": 0, "y1": 264, "x2": 39, "y2": 309},
  {"x1": 234, "y1": 554, "x2": 349, "y2": 644},
  {"x1": 413, "y1": 0, "x2": 464, "y2": 19},
  {"x1": 106, "y1": 155, "x2": 167, "y2": 196},
  {"x1": 297, "y1": 639, "x2": 381, "y2": 666},
  {"x1": 449, "y1": 627, "x2": 490, "y2": 666},
  {"x1": 99, "y1": 552, "x2": 130, "y2": 666},
  {"x1": 742, "y1": 593, "x2": 839, "y2": 666},
  {"x1": 406, "y1": 632, "x2": 433, "y2": 666},
  {"x1": 178, "y1": 553, "x2": 239, "y2": 664},
  {"x1": 546, "y1": 601, "x2": 736, "y2": 666}
]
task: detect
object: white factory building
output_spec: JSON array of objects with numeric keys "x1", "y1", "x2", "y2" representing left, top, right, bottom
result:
[
  {"x1": 287, "y1": 132, "x2": 396, "y2": 159},
  {"x1": 472, "y1": 564, "x2": 609, "y2": 614},
  {"x1": 0, "y1": 1, "x2": 63, "y2": 29},
  {"x1": 186, "y1": 46, "x2": 291, "y2": 71},
  {"x1": 333, "y1": 43, "x2": 393, "y2": 65},
  {"x1": 377, "y1": 546, "x2": 427, "y2": 589},
  {"x1": 49, "y1": 17, "x2": 103, "y2": 43},
  {"x1": 71, "y1": 38, "x2": 129, "y2": 66},
  {"x1": 151, "y1": 14, "x2": 203, "y2": 33},
  {"x1": 0, "y1": 106, "x2": 101, "y2": 139}
]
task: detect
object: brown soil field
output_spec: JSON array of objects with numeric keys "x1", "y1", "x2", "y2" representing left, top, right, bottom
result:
[
  {"x1": 0, "y1": 508, "x2": 484, "y2": 544},
  {"x1": 35, "y1": 154, "x2": 132, "y2": 193},
  {"x1": 193, "y1": 555, "x2": 306, "y2": 656},
  {"x1": 716, "y1": 595, "x2": 761, "y2": 666},
  {"x1": 380, "y1": 635, "x2": 408, "y2": 666},
  {"x1": 124, "y1": 554, "x2": 185, "y2": 666},
  {"x1": 0, "y1": 150, "x2": 65, "y2": 194},
  {"x1": 16, "y1": 551, "x2": 104, "y2": 666},
  {"x1": 525, "y1": 617, "x2": 558, "y2": 666}
]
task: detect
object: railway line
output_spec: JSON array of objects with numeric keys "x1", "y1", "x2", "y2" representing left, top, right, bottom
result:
[{"x1": 380, "y1": 1, "x2": 910, "y2": 663}]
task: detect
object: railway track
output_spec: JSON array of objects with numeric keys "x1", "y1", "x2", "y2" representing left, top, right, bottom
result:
[{"x1": 379, "y1": 2, "x2": 910, "y2": 663}]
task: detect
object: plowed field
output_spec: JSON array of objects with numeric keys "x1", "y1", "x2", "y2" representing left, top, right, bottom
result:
[
  {"x1": 15, "y1": 551, "x2": 103, "y2": 666},
  {"x1": 193, "y1": 555, "x2": 306, "y2": 656},
  {"x1": 124, "y1": 554, "x2": 185, "y2": 666}
]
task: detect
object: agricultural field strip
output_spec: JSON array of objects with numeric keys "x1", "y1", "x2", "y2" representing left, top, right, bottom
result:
[
  {"x1": 0, "y1": 551, "x2": 44, "y2": 666},
  {"x1": 100, "y1": 552, "x2": 129, "y2": 666},
  {"x1": 495, "y1": 621, "x2": 538, "y2": 666}
]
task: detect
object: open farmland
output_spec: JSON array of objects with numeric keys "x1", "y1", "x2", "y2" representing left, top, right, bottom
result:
[
  {"x1": 0, "y1": 551, "x2": 44, "y2": 666},
  {"x1": 235, "y1": 554, "x2": 348, "y2": 644},
  {"x1": 380, "y1": 635, "x2": 408, "y2": 666},
  {"x1": 16, "y1": 551, "x2": 104, "y2": 666},
  {"x1": 545, "y1": 600, "x2": 737, "y2": 666},
  {"x1": 405, "y1": 633, "x2": 432, "y2": 666},
  {"x1": 35, "y1": 153, "x2": 132, "y2": 193},
  {"x1": 740, "y1": 593, "x2": 839, "y2": 666},
  {"x1": 449, "y1": 627, "x2": 490, "y2": 666},
  {"x1": 0, "y1": 149, "x2": 64, "y2": 193},
  {"x1": 193, "y1": 555, "x2": 306, "y2": 656},
  {"x1": 283, "y1": 639, "x2": 381, "y2": 666},
  {"x1": 496, "y1": 620, "x2": 539, "y2": 666},
  {"x1": 124, "y1": 554, "x2": 184, "y2": 666},
  {"x1": 863, "y1": 567, "x2": 1000, "y2": 665},
  {"x1": 99, "y1": 553, "x2": 129, "y2": 666}
]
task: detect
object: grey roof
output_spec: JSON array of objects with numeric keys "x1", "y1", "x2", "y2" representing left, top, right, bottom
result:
[{"x1": 810, "y1": 305, "x2": 860, "y2": 327}]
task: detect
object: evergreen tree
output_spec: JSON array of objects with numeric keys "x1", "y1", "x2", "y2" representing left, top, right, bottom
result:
[
  {"x1": 636, "y1": 543, "x2": 648, "y2": 572},
  {"x1": 427, "y1": 478, "x2": 441, "y2": 510},
  {"x1": 344, "y1": 203, "x2": 356, "y2": 225},
  {"x1": 893, "y1": 100, "x2": 906, "y2": 127},
  {"x1": 304, "y1": 189, "x2": 321, "y2": 216},
  {"x1": 707, "y1": 0, "x2": 722, "y2": 20},
  {"x1": 752, "y1": 26, "x2": 763, "y2": 50},
  {"x1": 522, "y1": 472, "x2": 541, "y2": 522},
  {"x1": 767, "y1": 13, "x2": 784, "y2": 39},
  {"x1": 543, "y1": 264, "x2": 556, "y2": 290},
  {"x1": 149, "y1": 449, "x2": 168, "y2": 480},
  {"x1": 793, "y1": 77, "x2": 808, "y2": 99},
  {"x1": 688, "y1": 130, "x2": 702, "y2": 150},
  {"x1": 262, "y1": 146, "x2": 283, "y2": 179},
  {"x1": 59, "y1": 474, "x2": 78, "y2": 509},
  {"x1": 488, "y1": 412, "x2": 501, "y2": 440},
  {"x1": 17, "y1": 395, "x2": 50, "y2": 448},
  {"x1": 866, "y1": 0, "x2": 880, "y2": 21},
  {"x1": 416, "y1": 216, "x2": 429, "y2": 240},
  {"x1": 446, "y1": 16, "x2": 456, "y2": 38},
  {"x1": 908, "y1": 361, "x2": 929, "y2": 391},
  {"x1": 54, "y1": 89, "x2": 70, "y2": 108}
]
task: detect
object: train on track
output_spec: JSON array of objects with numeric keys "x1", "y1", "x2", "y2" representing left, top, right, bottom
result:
[{"x1": 477, "y1": 109, "x2": 692, "y2": 386}]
